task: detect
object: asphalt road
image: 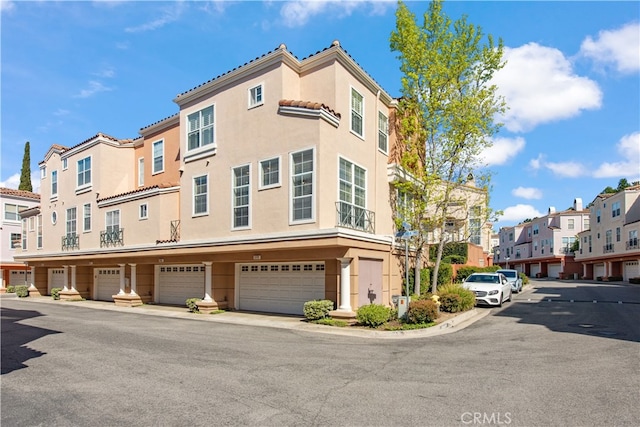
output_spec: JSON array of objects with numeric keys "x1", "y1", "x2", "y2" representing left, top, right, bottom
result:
[{"x1": 2, "y1": 279, "x2": 639, "y2": 426}]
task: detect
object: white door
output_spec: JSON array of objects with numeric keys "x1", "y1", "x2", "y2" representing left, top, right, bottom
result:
[
  {"x1": 594, "y1": 264, "x2": 605, "y2": 279},
  {"x1": 48, "y1": 268, "x2": 66, "y2": 295},
  {"x1": 238, "y1": 262, "x2": 325, "y2": 315},
  {"x1": 547, "y1": 264, "x2": 562, "y2": 279},
  {"x1": 95, "y1": 268, "x2": 121, "y2": 301},
  {"x1": 530, "y1": 264, "x2": 541, "y2": 278},
  {"x1": 623, "y1": 261, "x2": 639, "y2": 281},
  {"x1": 158, "y1": 265, "x2": 205, "y2": 305},
  {"x1": 9, "y1": 270, "x2": 31, "y2": 287}
]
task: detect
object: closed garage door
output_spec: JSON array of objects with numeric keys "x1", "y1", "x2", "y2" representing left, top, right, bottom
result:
[
  {"x1": 95, "y1": 268, "x2": 121, "y2": 301},
  {"x1": 9, "y1": 270, "x2": 31, "y2": 287},
  {"x1": 594, "y1": 264, "x2": 605, "y2": 279},
  {"x1": 158, "y1": 265, "x2": 205, "y2": 305},
  {"x1": 623, "y1": 261, "x2": 640, "y2": 281},
  {"x1": 547, "y1": 263, "x2": 561, "y2": 279},
  {"x1": 48, "y1": 268, "x2": 66, "y2": 294},
  {"x1": 238, "y1": 262, "x2": 325, "y2": 315},
  {"x1": 530, "y1": 264, "x2": 540, "y2": 278}
]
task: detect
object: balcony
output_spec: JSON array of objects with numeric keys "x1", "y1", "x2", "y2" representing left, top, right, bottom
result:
[
  {"x1": 100, "y1": 228, "x2": 124, "y2": 248},
  {"x1": 61, "y1": 233, "x2": 79, "y2": 251},
  {"x1": 603, "y1": 243, "x2": 614, "y2": 253},
  {"x1": 336, "y1": 202, "x2": 375, "y2": 233},
  {"x1": 627, "y1": 238, "x2": 639, "y2": 250}
]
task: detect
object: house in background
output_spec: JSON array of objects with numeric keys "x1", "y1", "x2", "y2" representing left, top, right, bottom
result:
[{"x1": 0, "y1": 187, "x2": 40, "y2": 291}]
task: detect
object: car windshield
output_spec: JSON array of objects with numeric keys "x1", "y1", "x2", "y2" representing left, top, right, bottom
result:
[
  {"x1": 467, "y1": 274, "x2": 500, "y2": 284},
  {"x1": 499, "y1": 271, "x2": 517, "y2": 278}
]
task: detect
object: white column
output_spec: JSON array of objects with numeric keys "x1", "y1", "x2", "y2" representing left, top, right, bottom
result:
[
  {"x1": 203, "y1": 262, "x2": 213, "y2": 302},
  {"x1": 63, "y1": 265, "x2": 69, "y2": 291},
  {"x1": 337, "y1": 258, "x2": 353, "y2": 312},
  {"x1": 129, "y1": 264, "x2": 137, "y2": 296},
  {"x1": 0, "y1": 269, "x2": 5, "y2": 290},
  {"x1": 29, "y1": 266, "x2": 37, "y2": 290},
  {"x1": 70, "y1": 265, "x2": 77, "y2": 291},
  {"x1": 118, "y1": 264, "x2": 126, "y2": 295}
]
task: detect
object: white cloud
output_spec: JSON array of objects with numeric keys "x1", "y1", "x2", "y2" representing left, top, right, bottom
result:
[
  {"x1": 498, "y1": 204, "x2": 544, "y2": 223},
  {"x1": 478, "y1": 136, "x2": 525, "y2": 166},
  {"x1": 593, "y1": 132, "x2": 640, "y2": 178},
  {"x1": 75, "y1": 80, "x2": 113, "y2": 98},
  {"x1": 529, "y1": 154, "x2": 544, "y2": 171},
  {"x1": 580, "y1": 22, "x2": 640, "y2": 74},
  {"x1": 125, "y1": 2, "x2": 186, "y2": 33},
  {"x1": 94, "y1": 67, "x2": 115, "y2": 78},
  {"x1": 492, "y1": 43, "x2": 602, "y2": 132},
  {"x1": 544, "y1": 161, "x2": 587, "y2": 178},
  {"x1": 0, "y1": 172, "x2": 40, "y2": 193},
  {"x1": 512, "y1": 186, "x2": 542, "y2": 200},
  {"x1": 0, "y1": 1, "x2": 15, "y2": 13},
  {"x1": 279, "y1": 0, "x2": 393, "y2": 28}
]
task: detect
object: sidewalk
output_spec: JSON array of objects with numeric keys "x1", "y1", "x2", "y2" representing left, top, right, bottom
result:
[{"x1": 1, "y1": 293, "x2": 489, "y2": 339}]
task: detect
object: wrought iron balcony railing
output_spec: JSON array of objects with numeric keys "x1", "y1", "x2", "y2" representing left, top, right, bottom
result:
[
  {"x1": 336, "y1": 202, "x2": 375, "y2": 233},
  {"x1": 171, "y1": 220, "x2": 180, "y2": 241},
  {"x1": 100, "y1": 228, "x2": 124, "y2": 248},
  {"x1": 627, "y1": 238, "x2": 639, "y2": 250},
  {"x1": 603, "y1": 243, "x2": 614, "y2": 253},
  {"x1": 61, "y1": 233, "x2": 79, "y2": 251}
]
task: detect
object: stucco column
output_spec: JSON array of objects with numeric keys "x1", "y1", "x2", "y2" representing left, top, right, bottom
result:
[
  {"x1": 129, "y1": 264, "x2": 137, "y2": 296},
  {"x1": 62, "y1": 266, "x2": 69, "y2": 291},
  {"x1": 118, "y1": 264, "x2": 126, "y2": 295},
  {"x1": 70, "y1": 265, "x2": 77, "y2": 291},
  {"x1": 203, "y1": 262, "x2": 213, "y2": 302},
  {"x1": 0, "y1": 268, "x2": 5, "y2": 290},
  {"x1": 28, "y1": 266, "x2": 37, "y2": 290},
  {"x1": 337, "y1": 258, "x2": 353, "y2": 312}
]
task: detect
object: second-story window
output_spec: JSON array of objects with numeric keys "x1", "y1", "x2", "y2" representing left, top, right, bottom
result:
[
  {"x1": 596, "y1": 209, "x2": 601, "y2": 223},
  {"x1": 37, "y1": 214, "x2": 42, "y2": 249},
  {"x1": 22, "y1": 219, "x2": 27, "y2": 250},
  {"x1": 51, "y1": 170, "x2": 58, "y2": 197},
  {"x1": 533, "y1": 224, "x2": 539, "y2": 235},
  {"x1": 568, "y1": 219, "x2": 574, "y2": 230},
  {"x1": 616, "y1": 227, "x2": 621, "y2": 242},
  {"x1": 193, "y1": 175, "x2": 208, "y2": 216},
  {"x1": 153, "y1": 140, "x2": 164, "y2": 174},
  {"x1": 40, "y1": 165, "x2": 46, "y2": 179},
  {"x1": 291, "y1": 149, "x2": 314, "y2": 222},
  {"x1": 339, "y1": 157, "x2": 366, "y2": 229},
  {"x1": 378, "y1": 111, "x2": 388, "y2": 153},
  {"x1": 83, "y1": 203, "x2": 91, "y2": 232},
  {"x1": 139, "y1": 204, "x2": 148, "y2": 220},
  {"x1": 138, "y1": 158, "x2": 144, "y2": 187},
  {"x1": 259, "y1": 157, "x2": 280, "y2": 189},
  {"x1": 77, "y1": 157, "x2": 91, "y2": 187},
  {"x1": 350, "y1": 88, "x2": 364, "y2": 138},
  {"x1": 4, "y1": 203, "x2": 27, "y2": 221},
  {"x1": 187, "y1": 106, "x2": 214, "y2": 151},
  {"x1": 106, "y1": 210, "x2": 120, "y2": 234},
  {"x1": 233, "y1": 165, "x2": 250, "y2": 228},
  {"x1": 248, "y1": 84, "x2": 263, "y2": 108},
  {"x1": 66, "y1": 207, "x2": 77, "y2": 237},
  {"x1": 611, "y1": 201, "x2": 621, "y2": 218}
]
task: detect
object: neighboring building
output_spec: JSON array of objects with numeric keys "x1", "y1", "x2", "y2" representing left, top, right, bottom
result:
[
  {"x1": 495, "y1": 198, "x2": 590, "y2": 278},
  {"x1": 0, "y1": 187, "x2": 40, "y2": 290},
  {"x1": 575, "y1": 185, "x2": 640, "y2": 281}
]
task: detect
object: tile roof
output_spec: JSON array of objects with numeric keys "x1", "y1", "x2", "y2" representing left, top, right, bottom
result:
[
  {"x1": 0, "y1": 187, "x2": 40, "y2": 200},
  {"x1": 140, "y1": 113, "x2": 179, "y2": 133},
  {"x1": 96, "y1": 182, "x2": 178, "y2": 203},
  {"x1": 278, "y1": 99, "x2": 341, "y2": 119}
]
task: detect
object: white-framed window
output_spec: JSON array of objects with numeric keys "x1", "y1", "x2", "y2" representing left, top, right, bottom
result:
[
  {"x1": 106, "y1": 210, "x2": 120, "y2": 234},
  {"x1": 66, "y1": 207, "x2": 77, "y2": 237},
  {"x1": 40, "y1": 165, "x2": 46, "y2": 179},
  {"x1": 4, "y1": 203, "x2": 27, "y2": 221},
  {"x1": 248, "y1": 83, "x2": 263, "y2": 108},
  {"x1": 193, "y1": 174, "x2": 208, "y2": 216},
  {"x1": 533, "y1": 224, "x2": 539, "y2": 235},
  {"x1": 378, "y1": 111, "x2": 388, "y2": 153},
  {"x1": 612, "y1": 201, "x2": 621, "y2": 218},
  {"x1": 51, "y1": 211, "x2": 57, "y2": 225},
  {"x1": 22, "y1": 219, "x2": 27, "y2": 250},
  {"x1": 259, "y1": 156, "x2": 280, "y2": 190},
  {"x1": 51, "y1": 170, "x2": 58, "y2": 197},
  {"x1": 83, "y1": 203, "x2": 91, "y2": 232},
  {"x1": 291, "y1": 148, "x2": 314, "y2": 222},
  {"x1": 77, "y1": 156, "x2": 91, "y2": 188},
  {"x1": 187, "y1": 106, "x2": 214, "y2": 151},
  {"x1": 139, "y1": 203, "x2": 148, "y2": 220},
  {"x1": 62, "y1": 158, "x2": 68, "y2": 170},
  {"x1": 568, "y1": 219, "x2": 574, "y2": 230},
  {"x1": 616, "y1": 227, "x2": 621, "y2": 242},
  {"x1": 232, "y1": 164, "x2": 250, "y2": 229},
  {"x1": 339, "y1": 157, "x2": 366, "y2": 210},
  {"x1": 138, "y1": 158, "x2": 144, "y2": 187},
  {"x1": 10, "y1": 233, "x2": 21, "y2": 249},
  {"x1": 152, "y1": 139, "x2": 164, "y2": 174},
  {"x1": 37, "y1": 214, "x2": 42, "y2": 249},
  {"x1": 350, "y1": 87, "x2": 364, "y2": 138}
]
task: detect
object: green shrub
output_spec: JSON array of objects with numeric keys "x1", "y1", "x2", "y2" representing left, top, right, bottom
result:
[
  {"x1": 356, "y1": 304, "x2": 392, "y2": 328},
  {"x1": 15, "y1": 285, "x2": 29, "y2": 298},
  {"x1": 443, "y1": 254, "x2": 466, "y2": 264},
  {"x1": 430, "y1": 262, "x2": 453, "y2": 288},
  {"x1": 438, "y1": 293, "x2": 462, "y2": 313},
  {"x1": 403, "y1": 267, "x2": 430, "y2": 296},
  {"x1": 406, "y1": 299, "x2": 439, "y2": 324},
  {"x1": 303, "y1": 299, "x2": 334, "y2": 320},
  {"x1": 437, "y1": 283, "x2": 476, "y2": 312},
  {"x1": 456, "y1": 266, "x2": 482, "y2": 282},
  {"x1": 519, "y1": 272, "x2": 529, "y2": 285},
  {"x1": 6, "y1": 286, "x2": 15, "y2": 293},
  {"x1": 429, "y1": 242, "x2": 468, "y2": 263},
  {"x1": 185, "y1": 298, "x2": 201, "y2": 313},
  {"x1": 51, "y1": 287, "x2": 62, "y2": 300}
]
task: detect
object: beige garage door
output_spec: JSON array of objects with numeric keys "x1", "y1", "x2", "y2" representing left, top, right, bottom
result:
[
  {"x1": 48, "y1": 268, "x2": 66, "y2": 295},
  {"x1": 547, "y1": 264, "x2": 562, "y2": 279},
  {"x1": 95, "y1": 268, "x2": 121, "y2": 301},
  {"x1": 623, "y1": 261, "x2": 639, "y2": 281},
  {"x1": 158, "y1": 265, "x2": 205, "y2": 305},
  {"x1": 9, "y1": 270, "x2": 32, "y2": 287}
]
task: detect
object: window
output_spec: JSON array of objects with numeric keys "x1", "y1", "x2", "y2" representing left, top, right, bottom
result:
[
  {"x1": 4, "y1": 203, "x2": 27, "y2": 221},
  {"x1": 152, "y1": 140, "x2": 164, "y2": 174},
  {"x1": 187, "y1": 106, "x2": 214, "y2": 151},
  {"x1": 22, "y1": 219, "x2": 27, "y2": 250},
  {"x1": 612, "y1": 201, "x2": 621, "y2": 218},
  {"x1": 51, "y1": 211, "x2": 57, "y2": 225},
  {"x1": 509, "y1": 232, "x2": 514, "y2": 241},
  {"x1": 62, "y1": 158, "x2": 68, "y2": 170},
  {"x1": 37, "y1": 215, "x2": 42, "y2": 249},
  {"x1": 616, "y1": 227, "x2": 621, "y2": 242},
  {"x1": 350, "y1": 88, "x2": 364, "y2": 137},
  {"x1": 533, "y1": 224, "x2": 539, "y2": 235},
  {"x1": 106, "y1": 210, "x2": 120, "y2": 233},
  {"x1": 139, "y1": 204, "x2": 148, "y2": 220},
  {"x1": 584, "y1": 218, "x2": 590, "y2": 229},
  {"x1": 291, "y1": 149, "x2": 314, "y2": 222},
  {"x1": 596, "y1": 209, "x2": 601, "y2": 223},
  {"x1": 40, "y1": 165, "x2": 46, "y2": 179},
  {"x1": 469, "y1": 219, "x2": 482, "y2": 245},
  {"x1": 10, "y1": 233, "x2": 21, "y2": 249},
  {"x1": 378, "y1": 111, "x2": 388, "y2": 153},
  {"x1": 51, "y1": 170, "x2": 58, "y2": 197},
  {"x1": 567, "y1": 219, "x2": 574, "y2": 230},
  {"x1": 66, "y1": 207, "x2": 77, "y2": 237},
  {"x1": 83, "y1": 203, "x2": 91, "y2": 232},
  {"x1": 248, "y1": 84, "x2": 263, "y2": 108},
  {"x1": 233, "y1": 165, "x2": 250, "y2": 228},
  {"x1": 77, "y1": 157, "x2": 91, "y2": 187},
  {"x1": 193, "y1": 175, "x2": 208, "y2": 216},
  {"x1": 138, "y1": 158, "x2": 144, "y2": 187},
  {"x1": 259, "y1": 157, "x2": 280, "y2": 189}
]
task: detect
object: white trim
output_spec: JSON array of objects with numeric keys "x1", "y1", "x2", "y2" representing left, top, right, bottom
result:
[
  {"x1": 83, "y1": 203, "x2": 92, "y2": 233},
  {"x1": 258, "y1": 155, "x2": 281, "y2": 190},
  {"x1": 192, "y1": 173, "x2": 209, "y2": 217},
  {"x1": 152, "y1": 139, "x2": 165, "y2": 175},
  {"x1": 97, "y1": 186, "x2": 179, "y2": 208},
  {"x1": 377, "y1": 110, "x2": 389, "y2": 155},
  {"x1": 231, "y1": 163, "x2": 252, "y2": 230},
  {"x1": 248, "y1": 82, "x2": 264, "y2": 109},
  {"x1": 138, "y1": 157, "x2": 144, "y2": 187},
  {"x1": 337, "y1": 155, "x2": 368, "y2": 210},
  {"x1": 278, "y1": 105, "x2": 340, "y2": 128},
  {"x1": 289, "y1": 147, "x2": 316, "y2": 225},
  {"x1": 350, "y1": 86, "x2": 365, "y2": 140},
  {"x1": 139, "y1": 203, "x2": 148, "y2": 220}
]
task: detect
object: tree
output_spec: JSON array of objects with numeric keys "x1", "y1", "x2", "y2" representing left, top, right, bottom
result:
[
  {"x1": 616, "y1": 178, "x2": 630, "y2": 192},
  {"x1": 390, "y1": 0, "x2": 506, "y2": 294},
  {"x1": 19, "y1": 141, "x2": 33, "y2": 192}
]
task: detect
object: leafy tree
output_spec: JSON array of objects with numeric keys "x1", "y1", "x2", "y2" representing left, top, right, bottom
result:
[
  {"x1": 616, "y1": 178, "x2": 630, "y2": 192},
  {"x1": 19, "y1": 141, "x2": 33, "y2": 192},
  {"x1": 390, "y1": 0, "x2": 506, "y2": 294}
]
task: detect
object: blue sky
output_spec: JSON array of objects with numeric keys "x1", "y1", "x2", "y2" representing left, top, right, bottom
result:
[{"x1": 2, "y1": 1, "x2": 639, "y2": 230}]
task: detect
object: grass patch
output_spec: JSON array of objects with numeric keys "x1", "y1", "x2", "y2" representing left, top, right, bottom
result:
[{"x1": 313, "y1": 318, "x2": 348, "y2": 327}]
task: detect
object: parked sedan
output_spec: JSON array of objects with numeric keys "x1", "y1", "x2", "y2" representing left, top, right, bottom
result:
[
  {"x1": 462, "y1": 272, "x2": 512, "y2": 307},
  {"x1": 496, "y1": 269, "x2": 523, "y2": 293}
]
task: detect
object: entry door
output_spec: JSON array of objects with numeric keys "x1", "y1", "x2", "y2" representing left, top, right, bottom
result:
[{"x1": 358, "y1": 259, "x2": 383, "y2": 307}]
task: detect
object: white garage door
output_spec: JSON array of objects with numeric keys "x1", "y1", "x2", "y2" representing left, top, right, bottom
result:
[
  {"x1": 547, "y1": 263, "x2": 562, "y2": 279},
  {"x1": 9, "y1": 270, "x2": 32, "y2": 287},
  {"x1": 48, "y1": 268, "x2": 66, "y2": 295},
  {"x1": 530, "y1": 264, "x2": 540, "y2": 278},
  {"x1": 158, "y1": 265, "x2": 205, "y2": 305},
  {"x1": 594, "y1": 264, "x2": 605, "y2": 280},
  {"x1": 623, "y1": 261, "x2": 640, "y2": 281},
  {"x1": 238, "y1": 262, "x2": 325, "y2": 315},
  {"x1": 95, "y1": 268, "x2": 121, "y2": 301}
]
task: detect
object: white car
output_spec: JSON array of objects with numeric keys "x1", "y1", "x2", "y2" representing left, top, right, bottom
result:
[
  {"x1": 462, "y1": 272, "x2": 512, "y2": 307},
  {"x1": 496, "y1": 269, "x2": 523, "y2": 293}
]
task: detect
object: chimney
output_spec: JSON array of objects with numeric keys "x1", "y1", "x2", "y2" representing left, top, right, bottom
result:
[
  {"x1": 548, "y1": 206, "x2": 556, "y2": 214},
  {"x1": 574, "y1": 198, "x2": 583, "y2": 211}
]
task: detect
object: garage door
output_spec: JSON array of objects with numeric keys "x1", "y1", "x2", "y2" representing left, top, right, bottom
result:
[
  {"x1": 623, "y1": 261, "x2": 640, "y2": 281},
  {"x1": 594, "y1": 264, "x2": 605, "y2": 280},
  {"x1": 547, "y1": 263, "x2": 562, "y2": 279},
  {"x1": 95, "y1": 268, "x2": 121, "y2": 301},
  {"x1": 530, "y1": 264, "x2": 540, "y2": 278},
  {"x1": 48, "y1": 268, "x2": 66, "y2": 295},
  {"x1": 238, "y1": 262, "x2": 325, "y2": 315},
  {"x1": 9, "y1": 270, "x2": 32, "y2": 287},
  {"x1": 158, "y1": 265, "x2": 205, "y2": 305}
]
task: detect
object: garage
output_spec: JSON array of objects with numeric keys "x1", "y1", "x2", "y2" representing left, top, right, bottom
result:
[
  {"x1": 547, "y1": 263, "x2": 562, "y2": 279},
  {"x1": 158, "y1": 265, "x2": 205, "y2": 305},
  {"x1": 238, "y1": 262, "x2": 325, "y2": 315},
  {"x1": 48, "y1": 268, "x2": 66, "y2": 295},
  {"x1": 95, "y1": 268, "x2": 122, "y2": 301},
  {"x1": 594, "y1": 263, "x2": 606, "y2": 280},
  {"x1": 530, "y1": 264, "x2": 540, "y2": 278},
  {"x1": 623, "y1": 261, "x2": 640, "y2": 281},
  {"x1": 9, "y1": 270, "x2": 31, "y2": 287}
]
